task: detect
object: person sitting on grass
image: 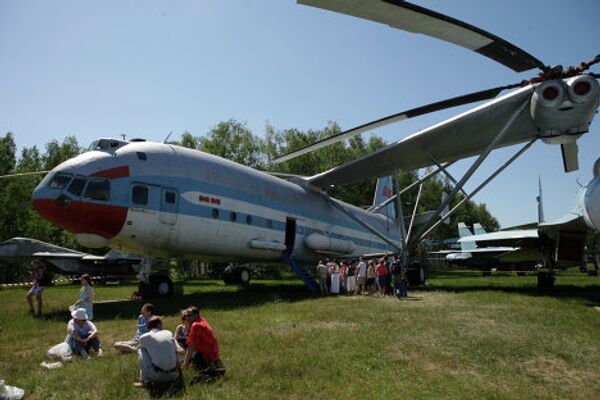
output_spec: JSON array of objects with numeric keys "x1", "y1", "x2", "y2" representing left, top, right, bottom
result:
[
  {"x1": 66, "y1": 308, "x2": 102, "y2": 359},
  {"x1": 174, "y1": 309, "x2": 192, "y2": 356},
  {"x1": 134, "y1": 316, "x2": 178, "y2": 389},
  {"x1": 182, "y1": 306, "x2": 225, "y2": 384},
  {"x1": 114, "y1": 303, "x2": 155, "y2": 353}
]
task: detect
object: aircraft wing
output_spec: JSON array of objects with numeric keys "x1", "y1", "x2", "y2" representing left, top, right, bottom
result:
[
  {"x1": 297, "y1": 1, "x2": 544, "y2": 72},
  {"x1": 538, "y1": 213, "x2": 588, "y2": 240},
  {"x1": 31, "y1": 252, "x2": 85, "y2": 259},
  {"x1": 308, "y1": 86, "x2": 536, "y2": 187},
  {"x1": 459, "y1": 229, "x2": 539, "y2": 248}
]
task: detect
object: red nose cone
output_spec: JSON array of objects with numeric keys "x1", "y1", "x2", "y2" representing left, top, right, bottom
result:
[{"x1": 32, "y1": 198, "x2": 128, "y2": 239}]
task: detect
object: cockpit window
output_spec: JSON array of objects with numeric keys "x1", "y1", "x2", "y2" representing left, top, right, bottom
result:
[
  {"x1": 87, "y1": 138, "x2": 127, "y2": 153},
  {"x1": 48, "y1": 173, "x2": 73, "y2": 190},
  {"x1": 67, "y1": 176, "x2": 86, "y2": 196},
  {"x1": 84, "y1": 178, "x2": 110, "y2": 201}
]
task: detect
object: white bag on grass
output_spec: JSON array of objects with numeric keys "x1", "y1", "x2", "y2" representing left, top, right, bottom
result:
[
  {"x1": 0, "y1": 379, "x2": 25, "y2": 400},
  {"x1": 47, "y1": 342, "x2": 73, "y2": 362}
]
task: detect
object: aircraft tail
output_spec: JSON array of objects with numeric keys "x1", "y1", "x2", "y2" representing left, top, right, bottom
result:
[
  {"x1": 371, "y1": 176, "x2": 396, "y2": 220},
  {"x1": 457, "y1": 222, "x2": 476, "y2": 251},
  {"x1": 473, "y1": 223, "x2": 487, "y2": 235}
]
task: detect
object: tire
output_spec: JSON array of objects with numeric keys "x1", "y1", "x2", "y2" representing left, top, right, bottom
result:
[
  {"x1": 151, "y1": 274, "x2": 174, "y2": 297},
  {"x1": 138, "y1": 281, "x2": 154, "y2": 299},
  {"x1": 223, "y1": 266, "x2": 251, "y2": 285},
  {"x1": 238, "y1": 267, "x2": 251, "y2": 285},
  {"x1": 407, "y1": 265, "x2": 425, "y2": 286},
  {"x1": 537, "y1": 271, "x2": 555, "y2": 294}
]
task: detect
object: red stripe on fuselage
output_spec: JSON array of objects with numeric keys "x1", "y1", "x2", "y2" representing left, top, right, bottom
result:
[
  {"x1": 92, "y1": 165, "x2": 130, "y2": 179},
  {"x1": 32, "y1": 199, "x2": 127, "y2": 238}
]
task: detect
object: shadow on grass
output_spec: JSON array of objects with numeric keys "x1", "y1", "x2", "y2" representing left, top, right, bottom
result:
[
  {"x1": 423, "y1": 283, "x2": 600, "y2": 306},
  {"x1": 83, "y1": 283, "x2": 318, "y2": 321}
]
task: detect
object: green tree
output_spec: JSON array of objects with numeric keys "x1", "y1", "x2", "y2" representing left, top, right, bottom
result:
[{"x1": 199, "y1": 120, "x2": 265, "y2": 169}]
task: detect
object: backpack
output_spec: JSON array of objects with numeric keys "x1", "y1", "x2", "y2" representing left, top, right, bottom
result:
[
  {"x1": 391, "y1": 262, "x2": 402, "y2": 275},
  {"x1": 39, "y1": 267, "x2": 52, "y2": 286}
]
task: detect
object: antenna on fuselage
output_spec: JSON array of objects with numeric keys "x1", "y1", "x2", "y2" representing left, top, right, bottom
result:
[
  {"x1": 120, "y1": 134, "x2": 127, "y2": 141},
  {"x1": 163, "y1": 131, "x2": 173, "y2": 143}
]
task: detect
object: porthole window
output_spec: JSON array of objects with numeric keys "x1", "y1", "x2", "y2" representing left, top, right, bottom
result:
[
  {"x1": 165, "y1": 191, "x2": 176, "y2": 204},
  {"x1": 132, "y1": 185, "x2": 148, "y2": 205},
  {"x1": 246, "y1": 215, "x2": 253, "y2": 225},
  {"x1": 137, "y1": 152, "x2": 147, "y2": 161},
  {"x1": 212, "y1": 209, "x2": 219, "y2": 219},
  {"x1": 230, "y1": 211, "x2": 237, "y2": 222}
]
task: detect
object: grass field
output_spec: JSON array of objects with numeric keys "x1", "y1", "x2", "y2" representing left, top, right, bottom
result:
[{"x1": 1, "y1": 271, "x2": 599, "y2": 399}]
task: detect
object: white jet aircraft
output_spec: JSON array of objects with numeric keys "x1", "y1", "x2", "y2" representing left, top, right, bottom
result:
[{"x1": 4, "y1": 1, "x2": 600, "y2": 296}]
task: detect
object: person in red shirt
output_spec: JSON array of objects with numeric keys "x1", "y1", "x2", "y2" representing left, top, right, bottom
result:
[
  {"x1": 375, "y1": 258, "x2": 389, "y2": 297},
  {"x1": 182, "y1": 306, "x2": 225, "y2": 383}
]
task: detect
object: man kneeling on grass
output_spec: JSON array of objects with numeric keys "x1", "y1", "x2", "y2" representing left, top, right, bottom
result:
[
  {"x1": 182, "y1": 306, "x2": 225, "y2": 384},
  {"x1": 134, "y1": 316, "x2": 178, "y2": 388}
]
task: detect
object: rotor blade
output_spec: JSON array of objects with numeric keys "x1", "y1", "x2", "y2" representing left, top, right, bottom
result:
[
  {"x1": 0, "y1": 171, "x2": 49, "y2": 180},
  {"x1": 298, "y1": 0, "x2": 546, "y2": 72},
  {"x1": 273, "y1": 85, "x2": 513, "y2": 164},
  {"x1": 561, "y1": 142, "x2": 579, "y2": 173}
]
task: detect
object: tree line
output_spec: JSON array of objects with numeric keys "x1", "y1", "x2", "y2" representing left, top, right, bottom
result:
[{"x1": 0, "y1": 122, "x2": 498, "y2": 282}]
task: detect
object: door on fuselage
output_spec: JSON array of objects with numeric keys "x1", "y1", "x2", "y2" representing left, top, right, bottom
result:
[
  {"x1": 284, "y1": 217, "x2": 297, "y2": 257},
  {"x1": 160, "y1": 188, "x2": 179, "y2": 226}
]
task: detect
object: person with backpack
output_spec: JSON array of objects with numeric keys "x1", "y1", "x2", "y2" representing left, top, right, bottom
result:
[
  {"x1": 26, "y1": 260, "x2": 46, "y2": 317},
  {"x1": 390, "y1": 256, "x2": 404, "y2": 299}
]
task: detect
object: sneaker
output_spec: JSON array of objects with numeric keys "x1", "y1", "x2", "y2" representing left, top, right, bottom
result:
[
  {"x1": 133, "y1": 382, "x2": 145, "y2": 389},
  {"x1": 97, "y1": 348, "x2": 103, "y2": 357},
  {"x1": 81, "y1": 350, "x2": 90, "y2": 360}
]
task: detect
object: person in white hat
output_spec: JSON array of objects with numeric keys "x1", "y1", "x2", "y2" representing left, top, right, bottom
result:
[{"x1": 65, "y1": 308, "x2": 102, "y2": 358}]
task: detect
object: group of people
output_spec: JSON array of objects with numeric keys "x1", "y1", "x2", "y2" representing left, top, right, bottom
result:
[
  {"x1": 65, "y1": 302, "x2": 225, "y2": 388},
  {"x1": 26, "y1": 261, "x2": 225, "y2": 390},
  {"x1": 316, "y1": 255, "x2": 409, "y2": 298},
  {"x1": 26, "y1": 261, "x2": 94, "y2": 319}
]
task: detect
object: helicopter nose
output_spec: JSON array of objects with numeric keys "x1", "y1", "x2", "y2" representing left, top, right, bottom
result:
[{"x1": 31, "y1": 172, "x2": 128, "y2": 241}]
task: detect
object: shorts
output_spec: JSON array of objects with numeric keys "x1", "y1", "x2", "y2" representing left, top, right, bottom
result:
[
  {"x1": 367, "y1": 278, "x2": 375, "y2": 286},
  {"x1": 27, "y1": 284, "x2": 43, "y2": 297},
  {"x1": 357, "y1": 276, "x2": 366, "y2": 286},
  {"x1": 377, "y1": 276, "x2": 388, "y2": 288}
]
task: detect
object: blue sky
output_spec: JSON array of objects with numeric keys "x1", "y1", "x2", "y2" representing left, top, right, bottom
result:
[{"x1": 1, "y1": 0, "x2": 599, "y2": 229}]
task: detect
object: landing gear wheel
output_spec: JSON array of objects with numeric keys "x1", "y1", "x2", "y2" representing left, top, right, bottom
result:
[
  {"x1": 138, "y1": 275, "x2": 174, "y2": 298},
  {"x1": 537, "y1": 271, "x2": 555, "y2": 294},
  {"x1": 407, "y1": 263, "x2": 425, "y2": 286},
  {"x1": 151, "y1": 274, "x2": 174, "y2": 297},
  {"x1": 238, "y1": 267, "x2": 251, "y2": 285},
  {"x1": 223, "y1": 266, "x2": 251, "y2": 285}
]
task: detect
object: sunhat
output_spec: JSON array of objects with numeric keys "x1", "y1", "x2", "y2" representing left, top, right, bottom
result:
[{"x1": 71, "y1": 308, "x2": 88, "y2": 321}]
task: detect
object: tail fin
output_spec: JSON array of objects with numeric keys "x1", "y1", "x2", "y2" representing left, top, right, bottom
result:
[
  {"x1": 473, "y1": 223, "x2": 487, "y2": 235},
  {"x1": 458, "y1": 222, "x2": 476, "y2": 250},
  {"x1": 537, "y1": 176, "x2": 545, "y2": 224},
  {"x1": 372, "y1": 176, "x2": 396, "y2": 220}
]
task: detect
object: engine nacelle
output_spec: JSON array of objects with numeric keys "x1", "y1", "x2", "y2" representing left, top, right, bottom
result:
[
  {"x1": 76, "y1": 233, "x2": 109, "y2": 248},
  {"x1": 582, "y1": 174, "x2": 600, "y2": 232},
  {"x1": 304, "y1": 233, "x2": 355, "y2": 254},
  {"x1": 530, "y1": 76, "x2": 599, "y2": 144}
]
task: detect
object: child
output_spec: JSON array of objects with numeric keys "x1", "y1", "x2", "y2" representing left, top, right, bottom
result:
[{"x1": 113, "y1": 303, "x2": 154, "y2": 353}]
